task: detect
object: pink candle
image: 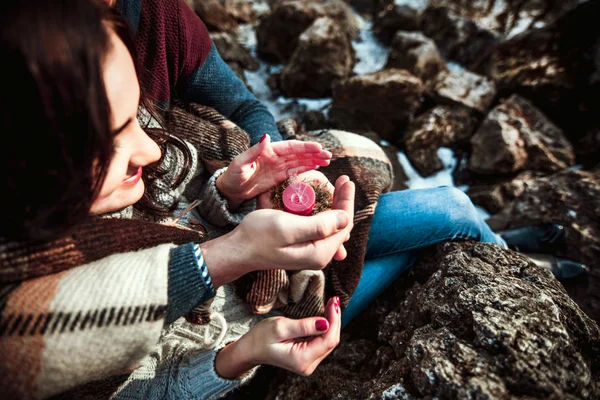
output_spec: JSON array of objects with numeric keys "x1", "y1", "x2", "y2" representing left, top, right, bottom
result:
[{"x1": 282, "y1": 181, "x2": 316, "y2": 216}]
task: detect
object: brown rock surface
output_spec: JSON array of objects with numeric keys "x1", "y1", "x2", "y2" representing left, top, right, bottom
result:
[
  {"x1": 480, "y1": 169, "x2": 600, "y2": 323},
  {"x1": 250, "y1": 242, "x2": 600, "y2": 399},
  {"x1": 385, "y1": 31, "x2": 447, "y2": 81},
  {"x1": 420, "y1": 6, "x2": 501, "y2": 66},
  {"x1": 280, "y1": 17, "x2": 355, "y2": 98},
  {"x1": 187, "y1": 0, "x2": 239, "y2": 32},
  {"x1": 211, "y1": 32, "x2": 259, "y2": 71},
  {"x1": 473, "y1": 0, "x2": 600, "y2": 142},
  {"x1": 256, "y1": 0, "x2": 359, "y2": 63},
  {"x1": 373, "y1": 3, "x2": 420, "y2": 44},
  {"x1": 428, "y1": 0, "x2": 579, "y2": 37},
  {"x1": 469, "y1": 94, "x2": 575, "y2": 175},
  {"x1": 330, "y1": 69, "x2": 424, "y2": 142},
  {"x1": 426, "y1": 70, "x2": 496, "y2": 113},
  {"x1": 403, "y1": 105, "x2": 478, "y2": 177}
]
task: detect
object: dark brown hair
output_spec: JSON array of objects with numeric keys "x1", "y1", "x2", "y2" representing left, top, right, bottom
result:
[{"x1": 0, "y1": 0, "x2": 188, "y2": 241}]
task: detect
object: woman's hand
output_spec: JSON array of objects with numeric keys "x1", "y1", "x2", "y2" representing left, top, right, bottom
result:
[
  {"x1": 201, "y1": 176, "x2": 355, "y2": 288},
  {"x1": 216, "y1": 134, "x2": 332, "y2": 209},
  {"x1": 215, "y1": 296, "x2": 341, "y2": 379}
]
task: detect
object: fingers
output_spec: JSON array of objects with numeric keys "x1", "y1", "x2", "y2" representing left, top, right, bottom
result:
[
  {"x1": 272, "y1": 316, "x2": 331, "y2": 341},
  {"x1": 333, "y1": 176, "x2": 355, "y2": 218},
  {"x1": 333, "y1": 244, "x2": 347, "y2": 261},
  {"x1": 303, "y1": 297, "x2": 341, "y2": 363},
  {"x1": 234, "y1": 133, "x2": 270, "y2": 165},
  {"x1": 271, "y1": 140, "x2": 329, "y2": 157}
]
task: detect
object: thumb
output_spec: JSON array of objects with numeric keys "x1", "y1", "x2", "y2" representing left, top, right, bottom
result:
[
  {"x1": 284, "y1": 210, "x2": 349, "y2": 244},
  {"x1": 235, "y1": 133, "x2": 270, "y2": 165},
  {"x1": 276, "y1": 317, "x2": 330, "y2": 341}
]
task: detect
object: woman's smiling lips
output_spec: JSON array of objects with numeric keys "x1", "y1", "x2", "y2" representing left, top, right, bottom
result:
[{"x1": 121, "y1": 166, "x2": 142, "y2": 186}]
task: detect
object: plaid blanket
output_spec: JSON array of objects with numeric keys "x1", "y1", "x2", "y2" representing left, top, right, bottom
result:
[
  {"x1": 0, "y1": 104, "x2": 392, "y2": 397},
  {"x1": 239, "y1": 119, "x2": 394, "y2": 316}
]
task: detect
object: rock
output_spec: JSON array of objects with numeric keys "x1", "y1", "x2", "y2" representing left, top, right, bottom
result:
[
  {"x1": 469, "y1": 94, "x2": 575, "y2": 175},
  {"x1": 481, "y1": 169, "x2": 600, "y2": 324},
  {"x1": 426, "y1": 69, "x2": 496, "y2": 113},
  {"x1": 330, "y1": 69, "x2": 424, "y2": 142},
  {"x1": 420, "y1": 6, "x2": 501, "y2": 66},
  {"x1": 403, "y1": 105, "x2": 478, "y2": 177},
  {"x1": 574, "y1": 128, "x2": 600, "y2": 169},
  {"x1": 223, "y1": 0, "x2": 256, "y2": 23},
  {"x1": 301, "y1": 110, "x2": 330, "y2": 131},
  {"x1": 373, "y1": 4, "x2": 420, "y2": 45},
  {"x1": 473, "y1": 0, "x2": 600, "y2": 142},
  {"x1": 428, "y1": 0, "x2": 580, "y2": 37},
  {"x1": 256, "y1": 0, "x2": 359, "y2": 63},
  {"x1": 187, "y1": 0, "x2": 239, "y2": 32},
  {"x1": 270, "y1": 242, "x2": 600, "y2": 399},
  {"x1": 385, "y1": 31, "x2": 447, "y2": 81},
  {"x1": 467, "y1": 171, "x2": 542, "y2": 215},
  {"x1": 343, "y1": 0, "x2": 382, "y2": 14},
  {"x1": 211, "y1": 32, "x2": 259, "y2": 71},
  {"x1": 279, "y1": 17, "x2": 355, "y2": 98}
]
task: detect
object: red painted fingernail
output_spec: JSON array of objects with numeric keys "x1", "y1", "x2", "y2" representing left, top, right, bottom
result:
[
  {"x1": 335, "y1": 296, "x2": 340, "y2": 306},
  {"x1": 316, "y1": 319, "x2": 329, "y2": 331},
  {"x1": 259, "y1": 134, "x2": 267, "y2": 143},
  {"x1": 335, "y1": 303, "x2": 339, "y2": 314}
]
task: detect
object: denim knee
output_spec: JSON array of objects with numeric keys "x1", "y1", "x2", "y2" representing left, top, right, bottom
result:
[{"x1": 438, "y1": 187, "x2": 482, "y2": 236}]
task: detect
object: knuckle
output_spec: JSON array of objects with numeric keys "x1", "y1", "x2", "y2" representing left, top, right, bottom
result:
[
  {"x1": 315, "y1": 219, "x2": 330, "y2": 238},
  {"x1": 270, "y1": 318, "x2": 286, "y2": 340}
]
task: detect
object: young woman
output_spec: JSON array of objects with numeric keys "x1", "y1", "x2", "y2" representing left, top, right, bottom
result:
[{"x1": 0, "y1": 1, "x2": 354, "y2": 398}]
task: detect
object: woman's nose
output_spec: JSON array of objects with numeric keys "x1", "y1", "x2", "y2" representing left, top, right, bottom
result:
[{"x1": 130, "y1": 124, "x2": 162, "y2": 166}]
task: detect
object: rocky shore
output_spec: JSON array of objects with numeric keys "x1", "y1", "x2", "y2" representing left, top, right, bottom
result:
[{"x1": 184, "y1": 1, "x2": 600, "y2": 398}]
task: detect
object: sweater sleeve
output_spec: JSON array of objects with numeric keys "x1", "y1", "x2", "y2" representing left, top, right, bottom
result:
[
  {"x1": 112, "y1": 285, "x2": 261, "y2": 400},
  {"x1": 166, "y1": 243, "x2": 216, "y2": 324},
  {"x1": 112, "y1": 347, "x2": 258, "y2": 400},
  {"x1": 179, "y1": 43, "x2": 282, "y2": 145},
  {"x1": 195, "y1": 167, "x2": 256, "y2": 228}
]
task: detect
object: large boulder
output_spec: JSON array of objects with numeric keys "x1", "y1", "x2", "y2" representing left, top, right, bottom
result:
[
  {"x1": 469, "y1": 94, "x2": 575, "y2": 175},
  {"x1": 256, "y1": 0, "x2": 359, "y2": 63},
  {"x1": 420, "y1": 6, "x2": 501, "y2": 66},
  {"x1": 403, "y1": 105, "x2": 478, "y2": 177},
  {"x1": 279, "y1": 17, "x2": 355, "y2": 98},
  {"x1": 211, "y1": 32, "x2": 259, "y2": 71},
  {"x1": 473, "y1": 0, "x2": 600, "y2": 142},
  {"x1": 186, "y1": 0, "x2": 239, "y2": 32},
  {"x1": 373, "y1": 3, "x2": 420, "y2": 45},
  {"x1": 330, "y1": 69, "x2": 424, "y2": 142},
  {"x1": 574, "y1": 128, "x2": 600, "y2": 169},
  {"x1": 261, "y1": 242, "x2": 600, "y2": 399},
  {"x1": 479, "y1": 169, "x2": 600, "y2": 324},
  {"x1": 428, "y1": 0, "x2": 580, "y2": 37},
  {"x1": 385, "y1": 31, "x2": 447, "y2": 81},
  {"x1": 425, "y1": 69, "x2": 496, "y2": 113},
  {"x1": 343, "y1": 0, "x2": 382, "y2": 14}
]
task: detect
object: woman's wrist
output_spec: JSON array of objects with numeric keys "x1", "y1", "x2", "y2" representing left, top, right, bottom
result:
[
  {"x1": 215, "y1": 339, "x2": 258, "y2": 379},
  {"x1": 215, "y1": 173, "x2": 245, "y2": 210}
]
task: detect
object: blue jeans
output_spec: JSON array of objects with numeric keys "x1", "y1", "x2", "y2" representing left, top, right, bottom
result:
[{"x1": 342, "y1": 187, "x2": 506, "y2": 326}]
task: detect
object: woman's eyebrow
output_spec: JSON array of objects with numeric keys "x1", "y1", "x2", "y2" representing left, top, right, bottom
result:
[{"x1": 113, "y1": 117, "x2": 133, "y2": 135}]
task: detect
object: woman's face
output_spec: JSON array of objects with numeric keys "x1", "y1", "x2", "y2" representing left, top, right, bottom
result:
[{"x1": 89, "y1": 31, "x2": 161, "y2": 215}]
